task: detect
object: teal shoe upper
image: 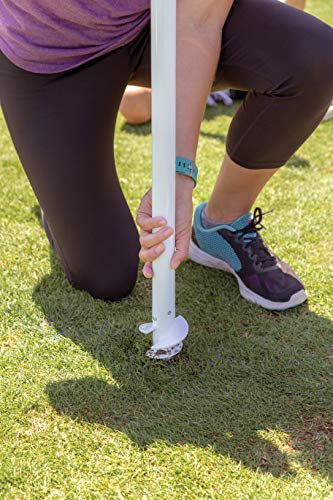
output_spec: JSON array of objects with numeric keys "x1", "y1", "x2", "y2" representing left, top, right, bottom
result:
[{"x1": 193, "y1": 202, "x2": 252, "y2": 272}]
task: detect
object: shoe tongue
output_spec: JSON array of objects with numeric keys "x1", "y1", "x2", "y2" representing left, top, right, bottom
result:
[
  {"x1": 230, "y1": 213, "x2": 252, "y2": 231},
  {"x1": 229, "y1": 210, "x2": 276, "y2": 269}
]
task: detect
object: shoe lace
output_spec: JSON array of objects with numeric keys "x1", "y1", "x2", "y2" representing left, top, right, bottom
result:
[{"x1": 235, "y1": 207, "x2": 277, "y2": 269}]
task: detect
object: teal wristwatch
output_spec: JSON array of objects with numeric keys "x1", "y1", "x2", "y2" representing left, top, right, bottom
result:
[{"x1": 176, "y1": 156, "x2": 198, "y2": 187}]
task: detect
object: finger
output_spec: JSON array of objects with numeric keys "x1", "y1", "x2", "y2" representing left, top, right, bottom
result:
[
  {"x1": 139, "y1": 243, "x2": 165, "y2": 263},
  {"x1": 142, "y1": 262, "x2": 153, "y2": 279},
  {"x1": 140, "y1": 226, "x2": 173, "y2": 249},
  {"x1": 170, "y1": 239, "x2": 190, "y2": 270},
  {"x1": 136, "y1": 214, "x2": 167, "y2": 232}
]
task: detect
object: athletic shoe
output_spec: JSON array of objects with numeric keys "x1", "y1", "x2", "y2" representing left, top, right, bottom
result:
[{"x1": 189, "y1": 203, "x2": 307, "y2": 310}]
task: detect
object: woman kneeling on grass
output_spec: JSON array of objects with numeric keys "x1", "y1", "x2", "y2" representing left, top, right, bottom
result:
[{"x1": 0, "y1": 0, "x2": 332, "y2": 310}]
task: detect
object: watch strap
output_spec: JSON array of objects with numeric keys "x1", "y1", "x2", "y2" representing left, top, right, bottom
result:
[{"x1": 176, "y1": 156, "x2": 198, "y2": 187}]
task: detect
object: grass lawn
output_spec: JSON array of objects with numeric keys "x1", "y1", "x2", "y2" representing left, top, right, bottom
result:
[{"x1": 1, "y1": 2, "x2": 333, "y2": 498}]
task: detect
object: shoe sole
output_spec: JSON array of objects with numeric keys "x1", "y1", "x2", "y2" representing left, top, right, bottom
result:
[{"x1": 189, "y1": 239, "x2": 307, "y2": 311}]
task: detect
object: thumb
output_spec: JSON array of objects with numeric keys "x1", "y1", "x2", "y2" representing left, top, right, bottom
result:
[{"x1": 170, "y1": 233, "x2": 190, "y2": 270}]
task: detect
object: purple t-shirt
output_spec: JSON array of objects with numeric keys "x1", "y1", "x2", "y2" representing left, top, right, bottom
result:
[{"x1": 0, "y1": 1, "x2": 150, "y2": 73}]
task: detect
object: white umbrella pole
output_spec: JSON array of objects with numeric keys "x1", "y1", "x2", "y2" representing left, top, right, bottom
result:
[{"x1": 139, "y1": 0, "x2": 189, "y2": 360}]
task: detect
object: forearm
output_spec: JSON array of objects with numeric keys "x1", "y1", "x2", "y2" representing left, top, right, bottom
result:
[{"x1": 176, "y1": 0, "x2": 234, "y2": 161}]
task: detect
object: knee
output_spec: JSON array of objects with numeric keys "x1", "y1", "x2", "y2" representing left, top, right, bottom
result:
[
  {"x1": 85, "y1": 274, "x2": 137, "y2": 301},
  {"x1": 71, "y1": 261, "x2": 139, "y2": 302},
  {"x1": 119, "y1": 86, "x2": 152, "y2": 125},
  {"x1": 294, "y1": 23, "x2": 333, "y2": 91},
  {"x1": 275, "y1": 25, "x2": 333, "y2": 117}
]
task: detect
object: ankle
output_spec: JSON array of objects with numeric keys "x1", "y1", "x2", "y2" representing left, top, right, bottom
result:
[{"x1": 205, "y1": 204, "x2": 251, "y2": 225}]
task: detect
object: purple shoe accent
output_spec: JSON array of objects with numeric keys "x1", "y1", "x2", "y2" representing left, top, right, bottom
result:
[{"x1": 217, "y1": 208, "x2": 305, "y2": 303}]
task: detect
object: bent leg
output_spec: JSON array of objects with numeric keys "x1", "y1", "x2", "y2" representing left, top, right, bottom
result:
[
  {"x1": 215, "y1": 0, "x2": 333, "y2": 170},
  {"x1": 120, "y1": 86, "x2": 152, "y2": 125},
  {"x1": 205, "y1": 0, "x2": 333, "y2": 222},
  {"x1": 189, "y1": 0, "x2": 332, "y2": 310},
  {"x1": 0, "y1": 48, "x2": 142, "y2": 301}
]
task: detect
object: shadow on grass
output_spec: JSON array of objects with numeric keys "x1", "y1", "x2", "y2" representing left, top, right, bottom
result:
[
  {"x1": 31, "y1": 204, "x2": 42, "y2": 224},
  {"x1": 286, "y1": 156, "x2": 311, "y2": 169},
  {"x1": 121, "y1": 121, "x2": 229, "y2": 146},
  {"x1": 120, "y1": 121, "x2": 151, "y2": 136},
  {"x1": 203, "y1": 102, "x2": 239, "y2": 121},
  {"x1": 200, "y1": 130, "x2": 227, "y2": 144},
  {"x1": 31, "y1": 243, "x2": 333, "y2": 480}
]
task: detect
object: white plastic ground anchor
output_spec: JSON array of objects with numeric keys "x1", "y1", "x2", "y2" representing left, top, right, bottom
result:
[
  {"x1": 139, "y1": 316, "x2": 189, "y2": 360},
  {"x1": 139, "y1": 0, "x2": 189, "y2": 361}
]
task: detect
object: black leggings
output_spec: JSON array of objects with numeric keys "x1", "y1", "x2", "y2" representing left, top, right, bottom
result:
[{"x1": 0, "y1": 0, "x2": 333, "y2": 300}]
